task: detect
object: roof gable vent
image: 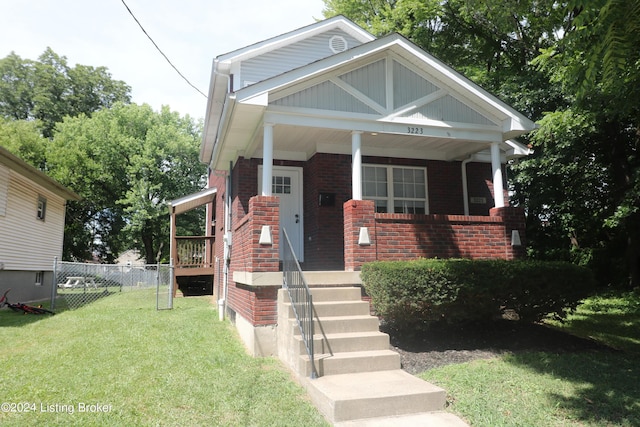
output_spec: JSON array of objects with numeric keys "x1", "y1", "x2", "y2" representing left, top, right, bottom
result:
[{"x1": 329, "y1": 35, "x2": 348, "y2": 53}]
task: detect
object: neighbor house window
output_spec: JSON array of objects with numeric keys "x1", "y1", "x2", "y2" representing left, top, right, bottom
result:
[
  {"x1": 362, "y1": 165, "x2": 428, "y2": 214},
  {"x1": 37, "y1": 196, "x2": 47, "y2": 220},
  {"x1": 35, "y1": 271, "x2": 44, "y2": 286}
]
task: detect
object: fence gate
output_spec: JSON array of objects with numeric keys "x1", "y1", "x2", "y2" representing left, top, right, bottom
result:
[{"x1": 51, "y1": 260, "x2": 173, "y2": 310}]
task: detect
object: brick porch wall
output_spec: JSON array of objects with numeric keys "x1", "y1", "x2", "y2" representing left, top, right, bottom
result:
[
  {"x1": 344, "y1": 199, "x2": 526, "y2": 271},
  {"x1": 226, "y1": 195, "x2": 280, "y2": 326}
]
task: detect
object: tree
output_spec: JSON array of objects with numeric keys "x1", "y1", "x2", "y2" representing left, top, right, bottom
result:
[
  {"x1": 48, "y1": 103, "x2": 206, "y2": 263},
  {"x1": 0, "y1": 118, "x2": 47, "y2": 168},
  {"x1": 0, "y1": 48, "x2": 131, "y2": 138},
  {"x1": 530, "y1": 0, "x2": 640, "y2": 286}
]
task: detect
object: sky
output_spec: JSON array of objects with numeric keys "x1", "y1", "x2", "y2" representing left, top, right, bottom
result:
[{"x1": 0, "y1": 0, "x2": 326, "y2": 120}]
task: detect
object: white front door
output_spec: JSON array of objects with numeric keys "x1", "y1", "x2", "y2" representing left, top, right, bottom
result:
[{"x1": 258, "y1": 166, "x2": 304, "y2": 261}]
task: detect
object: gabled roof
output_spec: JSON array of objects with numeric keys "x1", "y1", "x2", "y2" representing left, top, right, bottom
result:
[
  {"x1": 216, "y1": 15, "x2": 375, "y2": 64},
  {"x1": 0, "y1": 146, "x2": 81, "y2": 201},
  {"x1": 201, "y1": 18, "x2": 536, "y2": 168},
  {"x1": 201, "y1": 16, "x2": 374, "y2": 164}
]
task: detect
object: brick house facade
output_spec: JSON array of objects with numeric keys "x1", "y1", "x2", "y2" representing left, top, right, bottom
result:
[{"x1": 193, "y1": 16, "x2": 536, "y2": 355}]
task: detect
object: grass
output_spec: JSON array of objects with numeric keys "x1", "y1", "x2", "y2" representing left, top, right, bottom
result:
[
  {"x1": 421, "y1": 290, "x2": 640, "y2": 427},
  {"x1": 0, "y1": 290, "x2": 328, "y2": 427}
]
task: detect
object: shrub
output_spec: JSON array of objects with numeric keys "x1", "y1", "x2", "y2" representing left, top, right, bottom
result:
[{"x1": 360, "y1": 259, "x2": 596, "y2": 328}]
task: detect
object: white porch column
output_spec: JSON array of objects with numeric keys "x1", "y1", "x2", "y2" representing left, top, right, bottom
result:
[
  {"x1": 262, "y1": 123, "x2": 274, "y2": 196},
  {"x1": 491, "y1": 141, "x2": 505, "y2": 208},
  {"x1": 352, "y1": 131, "x2": 363, "y2": 200}
]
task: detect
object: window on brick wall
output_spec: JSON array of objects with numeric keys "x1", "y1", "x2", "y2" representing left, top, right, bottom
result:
[{"x1": 362, "y1": 165, "x2": 428, "y2": 214}]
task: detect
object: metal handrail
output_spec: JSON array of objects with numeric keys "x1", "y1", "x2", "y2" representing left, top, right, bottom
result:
[{"x1": 282, "y1": 228, "x2": 317, "y2": 379}]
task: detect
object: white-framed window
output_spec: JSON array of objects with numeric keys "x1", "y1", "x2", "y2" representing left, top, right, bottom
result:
[
  {"x1": 37, "y1": 195, "x2": 47, "y2": 221},
  {"x1": 35, "y1": 271, "x2": 44, "y2": 286},
  {"x1": 362, "y1": 165, "x2": 428, "y2": 214}
]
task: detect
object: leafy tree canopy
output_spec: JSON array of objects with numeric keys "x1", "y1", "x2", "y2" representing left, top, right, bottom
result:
[
  {"x1": 0, "y1": 48, "x2": 131, "y2": 138},
  {"x1": 48, "y1": 103, "x2": 206, "y2": 263}
]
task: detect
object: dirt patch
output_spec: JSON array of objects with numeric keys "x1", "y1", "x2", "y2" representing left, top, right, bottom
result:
[{"x1": 384, "y1": 320, "x2": 613, "y2": 374}]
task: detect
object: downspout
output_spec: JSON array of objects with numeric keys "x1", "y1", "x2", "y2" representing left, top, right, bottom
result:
[
  {"x1": 461, "y1": 156, "x2": 472, "y2": 216},
  {"x1": 219, "y1": 161, "x2": 233, "y2": 321}
]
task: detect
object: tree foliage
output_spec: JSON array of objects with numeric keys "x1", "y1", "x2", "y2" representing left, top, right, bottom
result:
[
  {"x1": 0, "y1": 48, "x2": 131, "y2": 138},
  {"x1": 324, "y1": 0, "x2": 640, "y2": 287},
  {"x1": 48, "y1": 103, "x2": 206, "y2": 263}
]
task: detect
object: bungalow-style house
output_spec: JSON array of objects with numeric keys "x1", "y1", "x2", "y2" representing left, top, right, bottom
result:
[
  {"x1": 0, "y1": 146, "x2": 81, "y2": 302},
  {"x1": 185, "y1": 16, "x2": 536, "y2": 358}
]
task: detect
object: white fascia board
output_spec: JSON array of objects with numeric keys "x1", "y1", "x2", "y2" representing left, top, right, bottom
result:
[
  {"x1": 216, "y1": 16, "x2": 375, "y2": 64},
  {"x1": 201, "y1": 59, "x2": 232, "y2": 164},
  {"x1": 209, "y1": 94, "x2": 237, "y2": 170},
  {"x1": 503, "y1": 139, "x2": 533, "y2": 158}
]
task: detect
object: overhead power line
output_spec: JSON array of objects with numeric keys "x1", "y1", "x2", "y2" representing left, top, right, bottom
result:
[{"x1": 120, "y1": 0, "x2": 208, "y2": 99}]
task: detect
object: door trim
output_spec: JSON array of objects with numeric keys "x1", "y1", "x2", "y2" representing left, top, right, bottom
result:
[{"x1": 257, "y1": 165, "x2": 304, "y2": 261}]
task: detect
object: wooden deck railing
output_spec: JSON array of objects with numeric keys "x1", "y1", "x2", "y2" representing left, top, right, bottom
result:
[{"x1": 175, "y1": 236, "x2": 215, "y2": 269}]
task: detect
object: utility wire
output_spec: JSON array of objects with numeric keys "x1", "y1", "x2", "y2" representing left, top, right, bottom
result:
[{"x1": 120, "y1": 0, "x2": 207, "y2": 99}]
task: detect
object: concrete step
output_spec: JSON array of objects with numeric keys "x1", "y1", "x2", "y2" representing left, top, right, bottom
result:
[
  {"x1": 301, "y1": 349, "x2": 401, "y2": 377},
  {"x1": 280, "y1": 286, "x2": 362, "y2": 303},
  {"x1": 295, "y1": 331, "x2": 391, "y2": 355},
  {"x1": 291, "y1": 315, "x2": 380, "y2": 335},
  {"x1": 303, "y1": 370, "x2": 447, "y2": 423},
  {"x1": 334, "y1": 411, "x2": 470, "y2": 427},
  {"x1": 284, "y1": 299, "x2": 371, "y2": 318}
]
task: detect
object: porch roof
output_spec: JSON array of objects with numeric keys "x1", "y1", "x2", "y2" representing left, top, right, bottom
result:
[
  {"x1": 168, "y1": 187, "x2": 217, "y2": 215},
  {"x1": 202, "y1": 21, "x2": 536, "y2": 170}
]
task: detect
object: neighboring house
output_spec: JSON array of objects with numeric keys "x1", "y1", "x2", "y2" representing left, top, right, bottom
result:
[
  {"x1": 115, "y1": 249, "x2": 145, "y2": 266},
  {"x1": 0, "y1": 146, "x2": 81, "y2": 302},
  {"x1": 190, "y1": 16, "x2": 537, "y2": 355}
]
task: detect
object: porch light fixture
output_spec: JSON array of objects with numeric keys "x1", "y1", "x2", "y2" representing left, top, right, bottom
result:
[
  {"x1": 511, "y1": 230, "x2": 522, "y2": 246},
  {"x1": 358, "y1": 227, "x2": 371, "y2": 246},
  {"x1": 259, "y1": 225, "x2": 272, "y2": 245}
]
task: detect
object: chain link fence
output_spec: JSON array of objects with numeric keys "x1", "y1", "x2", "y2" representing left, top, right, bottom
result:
[{"x1": 51, "y1": 260, "x2": 173, "y2": 310}]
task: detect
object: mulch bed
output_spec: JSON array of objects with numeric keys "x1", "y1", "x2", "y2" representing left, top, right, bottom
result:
[{"x1": 384, "y1": 320, "x2": 614, "y2": 374}]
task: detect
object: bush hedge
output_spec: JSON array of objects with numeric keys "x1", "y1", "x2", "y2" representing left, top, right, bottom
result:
[{"x1": 360, "y1": 258, "x2": 596, "y2": 327}]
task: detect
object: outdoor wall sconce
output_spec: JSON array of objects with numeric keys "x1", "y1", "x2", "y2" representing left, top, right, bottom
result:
[
  {"x1": 259, "y1": 225, "x2": 272, "y2": 245},
  {"x1": 511, "y1": 230, "x2": 522, "y2": 246},
  {"x1": 358, "y1": 227, "x2": 371, "y2": 246}
]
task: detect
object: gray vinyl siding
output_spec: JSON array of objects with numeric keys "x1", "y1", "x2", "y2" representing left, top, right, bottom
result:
[
  {"x1": 338, "y1": 59, "x2": 387, "y2": 108},
  {"x1": 241, "y1": 30, "x2": 364, "y2": 86},
  {"x1": 393, "y1": 60, "x2": 440, "y2": 109},
  {"x1": 408, "y1": 95, "x2": 497, "y2": 125},
  {"x1": 272, "y1": 80, "x2": 378, "y2": 114},
  {"x1": 0, "y1": 170, "x2": 66, "y2": 271}
]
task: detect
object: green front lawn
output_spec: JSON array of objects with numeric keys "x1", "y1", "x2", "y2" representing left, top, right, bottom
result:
[
  {"x1": 0, "y1": 290, "x2": 328, "y2": 426},
  {"x1": 421, "y1": 291, "x2": 640, "y2": 426}
]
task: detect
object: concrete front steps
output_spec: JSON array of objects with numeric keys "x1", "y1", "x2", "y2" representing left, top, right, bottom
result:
[{"x1": 277, "y1": 286, "x2": 468, "y2": 426}]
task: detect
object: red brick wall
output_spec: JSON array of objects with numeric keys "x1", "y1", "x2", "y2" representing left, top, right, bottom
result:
[
  {"x1": 344, "y1": 200, "x2": 377, "y2": 271},
  {"x1": 304, "y1": 153, "x2": 351, "y2": 270},
  {"x1": 224, "y1": 195, "x2": 280, "y2": 326},
  {"x1": 344, "y1": 199, "x2": 526, "y2": 271}
]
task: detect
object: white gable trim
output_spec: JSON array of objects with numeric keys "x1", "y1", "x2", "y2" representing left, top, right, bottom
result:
[{"x1": 216, "y1": 15, "x2": 375, "y2": 64}]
